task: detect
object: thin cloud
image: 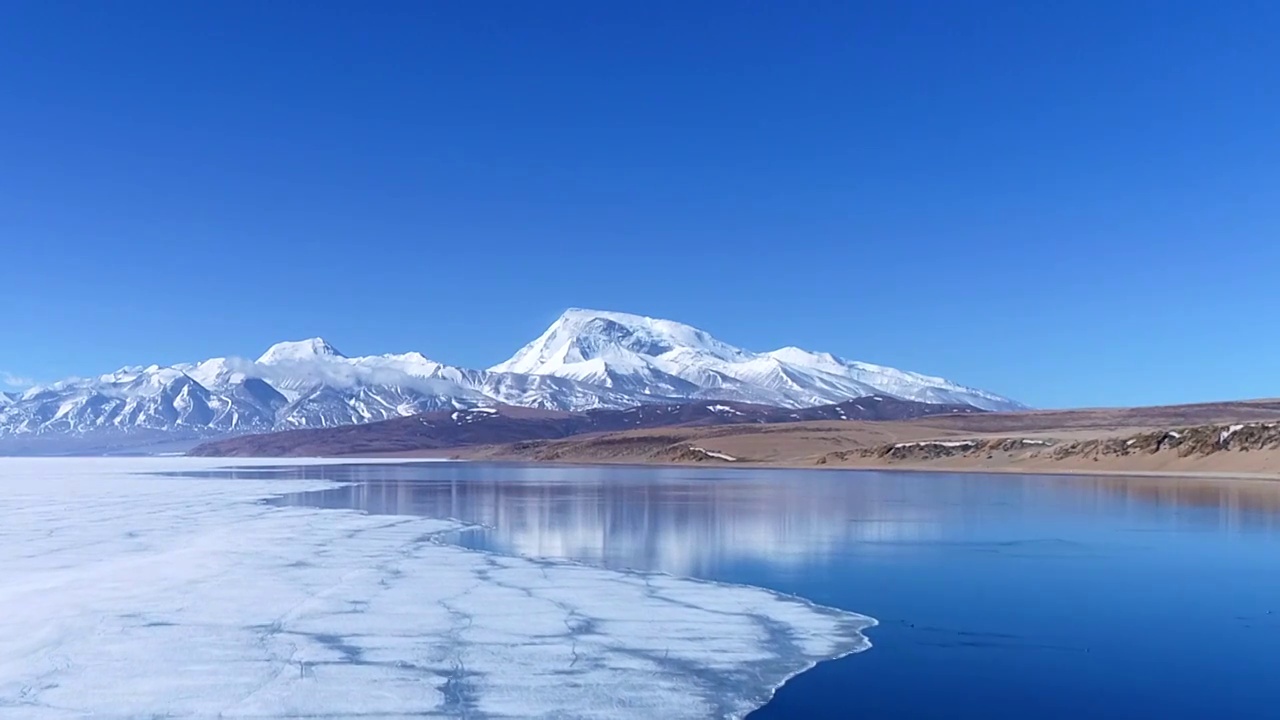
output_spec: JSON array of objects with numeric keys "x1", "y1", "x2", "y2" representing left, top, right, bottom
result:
[{"x1": 1, "y1": 372, "x2": 33, "y2": 389}]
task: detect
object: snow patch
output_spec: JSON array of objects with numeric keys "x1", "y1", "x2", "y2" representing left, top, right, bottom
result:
[
  {"x1": 452, "y1": 407, "x2": 499, "y2": 423},
  {"x1": 689, "y1": 446, "x2": 739, "y2": 462}
]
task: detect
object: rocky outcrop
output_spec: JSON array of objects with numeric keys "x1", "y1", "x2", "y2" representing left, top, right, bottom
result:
[{"x1": 1048, "y1": 423, "x2": 1280, "y2": 460}]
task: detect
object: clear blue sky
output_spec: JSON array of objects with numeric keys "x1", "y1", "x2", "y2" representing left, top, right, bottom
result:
[{"x1": 2, "y1": 1, "x2": 1277, "y2": 409}]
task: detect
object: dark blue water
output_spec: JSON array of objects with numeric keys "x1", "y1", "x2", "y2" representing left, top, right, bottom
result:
[{"x1": 241, "y1": 462, "x2": 1280, "y2": 719}]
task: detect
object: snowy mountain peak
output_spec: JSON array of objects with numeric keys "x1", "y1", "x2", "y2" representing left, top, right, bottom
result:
[
  {"x1": 492, "y1": 308, "x2": 748, "y2": 376},
  {"x1": 492, "y1": 309, "x2": 1024, "y2": 412},
  {"x1": 765, "y1": 347, "x2": 844, "y2": 369},
  {"x1": 257, "y1": 338, "x2": 345, "y2": 364},
  {"x1": 366, "y1": 352, "x2": 442, "y2": 376}
]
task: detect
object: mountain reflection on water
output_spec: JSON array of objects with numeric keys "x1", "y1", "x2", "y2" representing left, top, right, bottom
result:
[
  {"x1": 267, "y1": 463, "x2": 946, "y2": 573},
  {"x1": 263, "y1": 462, "x2": 1280, "y2": 575}
]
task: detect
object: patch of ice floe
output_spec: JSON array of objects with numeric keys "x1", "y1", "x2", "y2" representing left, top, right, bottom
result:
[{"x1": 0, "y1": 457, "x2": 871, "y2": 719}]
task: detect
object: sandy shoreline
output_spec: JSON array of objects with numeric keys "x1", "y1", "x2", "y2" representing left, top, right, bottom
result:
[
  {"x1": 810, "y1": 463, "x2": 1280, "y2": 483},
  {"x1": 408, "y1": 417, "x2": 1280, "y2": 483},
  {"x1": 357, "y1": 449, "x2": 1280, "y2": 484}
]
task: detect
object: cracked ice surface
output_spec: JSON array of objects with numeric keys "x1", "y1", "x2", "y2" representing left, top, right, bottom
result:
[{"x1": 0, "y1": 458, "x2": 873, "y2": 719}]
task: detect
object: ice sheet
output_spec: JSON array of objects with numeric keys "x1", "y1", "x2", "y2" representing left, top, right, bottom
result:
[{"x1": 0, "y1": 458, "x2": 874, "y2": 719}]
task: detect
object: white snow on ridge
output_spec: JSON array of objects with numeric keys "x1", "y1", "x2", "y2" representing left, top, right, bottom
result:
[
  {"x1": 0, "y1": 342, "x2": 636, "y2": 447},
  {"x1": 0, "y1": 458, "x2": 873, "y2": 719}
]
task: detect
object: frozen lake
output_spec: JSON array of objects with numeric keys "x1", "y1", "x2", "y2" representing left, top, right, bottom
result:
[
  {"x1": 5, "y1": 458, "x2": 1280, "y2": 718},
  {"x1": 0, "y1": 458, "x2": 870, "y2": 719}
]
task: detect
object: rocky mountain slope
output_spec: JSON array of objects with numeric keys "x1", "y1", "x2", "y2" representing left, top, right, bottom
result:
[
  {"x1": 189, "y1": 397, "x2": 984, "y2": 457},
  {"x1": 1, "y1": 309, "x2": 1020, "y2": 454}
]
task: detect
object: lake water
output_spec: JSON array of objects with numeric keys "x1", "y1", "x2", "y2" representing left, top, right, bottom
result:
[{"x1": 254, "y1": 462, "x2": 1280, "y2": 719}]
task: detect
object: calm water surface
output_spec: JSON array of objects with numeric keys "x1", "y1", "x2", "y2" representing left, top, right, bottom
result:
[{"x1": 235, "y1": 463, "x2": 1280, "y2": 718}]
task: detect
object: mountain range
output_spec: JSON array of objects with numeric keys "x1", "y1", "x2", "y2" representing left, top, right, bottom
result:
[{"x1": 0, "y1": 308, "x2": 1023, "y2": 454}]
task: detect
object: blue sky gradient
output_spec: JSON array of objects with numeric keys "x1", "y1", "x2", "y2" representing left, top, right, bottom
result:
[{"x1": 2, "y1": 1, "x2": 1277, "y2": 408}]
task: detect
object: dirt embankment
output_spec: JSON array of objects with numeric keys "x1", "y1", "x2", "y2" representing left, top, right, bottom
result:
[
  {"x1": 447, "y1": 414, "x2": 1280, "y2": 479},
  {"x1": 817, "y1": 421, "x2": 1280, "y2": 477}
]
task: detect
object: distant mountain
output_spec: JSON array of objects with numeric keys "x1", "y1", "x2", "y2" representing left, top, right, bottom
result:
[
  {"x1": 0, "y1": 309, "x2": 1021, "y2": 454},
  {"x1": 493, "y1": 309, "x2": 1022, "y2": 411},
  {"x1": 190, "y1": 396, "x2": 986, "y2": 457}
]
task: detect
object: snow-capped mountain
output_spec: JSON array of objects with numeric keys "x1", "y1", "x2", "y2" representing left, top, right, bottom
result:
[
  {"x1": 0, "y1": 309, "x2": 1022, "y2": 453},
  {"x1": 493, "y1": 309, "x2": 1023, "y2": 412}
]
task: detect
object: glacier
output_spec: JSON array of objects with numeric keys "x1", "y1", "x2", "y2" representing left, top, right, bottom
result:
[
  {"x1": 0, "y1": 457, "x2": 874, "y2": 719},
  {"x1": 0, "y1": 308, "x2": 1023, "y2": 453}
]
